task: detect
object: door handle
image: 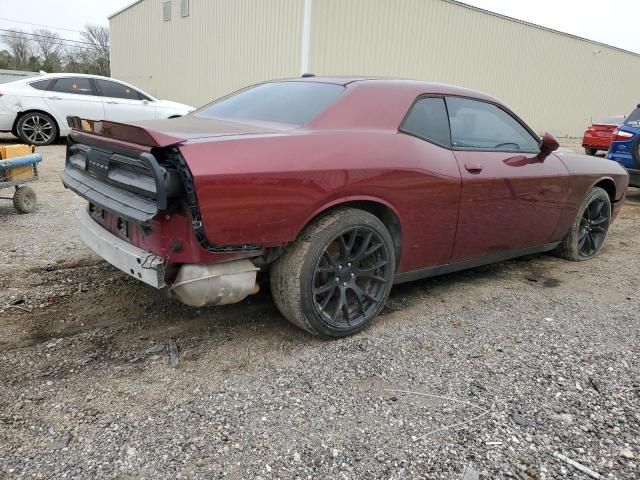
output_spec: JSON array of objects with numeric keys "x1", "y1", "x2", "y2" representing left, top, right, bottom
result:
[
  {"x1": 464, "y1": 162, "x2": 483, "y2": 173},
  {"x1": 49, "y1": 96, "x2": 62, "y2": 100},
  {"x1": 106, "y1": 101, "x2": 119, "y2": 104}
]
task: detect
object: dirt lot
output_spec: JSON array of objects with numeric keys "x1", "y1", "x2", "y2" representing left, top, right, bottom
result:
[{"x1": 0, "y1": 134, "x2": 638, "y2": 479}]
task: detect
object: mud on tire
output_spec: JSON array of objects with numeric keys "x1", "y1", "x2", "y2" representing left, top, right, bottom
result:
[{"x1": 270, "y1": 208, "x2": 395, "y2": 338}]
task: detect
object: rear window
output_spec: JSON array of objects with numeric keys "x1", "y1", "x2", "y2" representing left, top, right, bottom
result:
[
  {"x1": 401, "y1": 97, "x2": 451, "y2": 147},
  {"x1": 625, "y1": 107, "x2": 640, "y2": 128},
  {"x1": 598, "y1": 115, "x2": 625, "y2": 125},
  {"x1": 29, "y1": 79, "x2": 52, "y2": 91},
  {"x1": 193, "y1": 82, "x2": 344, "y2": 126}
]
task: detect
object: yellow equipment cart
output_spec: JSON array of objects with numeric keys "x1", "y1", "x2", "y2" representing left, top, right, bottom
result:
[{"x1": 0, "y1": 145, "x2": 42, "y2": 214}]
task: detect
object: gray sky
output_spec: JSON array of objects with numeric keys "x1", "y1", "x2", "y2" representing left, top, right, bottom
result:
[
  {"x1": 0, "y1": 0, "x2": 638, "y2": 53},
  {"x1": 461, "y1": 0, "x2": 640, "y2": 53}
]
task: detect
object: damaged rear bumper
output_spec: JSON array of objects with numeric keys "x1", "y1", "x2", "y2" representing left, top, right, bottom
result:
[
  {"x1": 75, "y1": 207, "x2": 260, "y2": 306},
  {"x1": 75, "y1": 206, "x2": 166, "y2": 288}
]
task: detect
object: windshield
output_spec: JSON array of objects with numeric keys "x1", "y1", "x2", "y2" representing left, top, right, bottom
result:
[
  {"x1": 193, "y1": 82, "x2": 344, "y2": 126},
  {"x1": 625, "y1": 107, "x2": 640, "y2": 128}
]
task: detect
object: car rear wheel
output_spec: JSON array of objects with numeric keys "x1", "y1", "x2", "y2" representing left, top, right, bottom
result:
[
  {"x1": 584, "y1": 147, "x2": 597, "y2": 156},
  {"x1": 270, "y1": 208, "x2": 395, "y2": 338},
  {"x1": 16, "y1": 112, "x2": 57, "y2": 146},
  {"x1": 555, "y1": 187, "x2": 611, "y2": 261}
]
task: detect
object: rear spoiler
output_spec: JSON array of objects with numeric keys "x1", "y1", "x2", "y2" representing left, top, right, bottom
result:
[{"x1": 67, "y1": 116, "x2": 186, "y2": 148}]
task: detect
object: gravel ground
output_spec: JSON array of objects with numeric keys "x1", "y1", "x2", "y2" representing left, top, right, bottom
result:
[{"x1": 0, "y1": 134, "x2": 638, "y2": 479}]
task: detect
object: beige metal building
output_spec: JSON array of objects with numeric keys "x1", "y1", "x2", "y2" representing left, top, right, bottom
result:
[{"x1": 110, "y1": 0, "x2": 640, "y2": 137}]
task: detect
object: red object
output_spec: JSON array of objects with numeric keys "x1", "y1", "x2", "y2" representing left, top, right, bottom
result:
[
  {"x1": 63, "y1": 78, "x2": 629, "y2": 278},
  {"x1": 582, "y1": 116, "x2": 625, "y2": 153}
]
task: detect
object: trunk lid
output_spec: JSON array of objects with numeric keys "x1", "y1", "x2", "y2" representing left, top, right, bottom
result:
[
  {"x1": 129, "y1": 116, "x2": 285, "y2": 141},
  {"x1": 590, "y1": 123, "x2": 617, "y2": 132},
  {"x1": 61, "y1": 115, "x2": 288, "y2": 224},
  {"x1": 66, "y1": 115, "x2": 285, "y2": 148}
]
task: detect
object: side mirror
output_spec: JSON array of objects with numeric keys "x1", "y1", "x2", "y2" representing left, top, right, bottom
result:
[
  {"x1": 538, "y1": 132, "x2": 559, "y2": 161},
  {"x1": 142, "y1": 99, "x2": 149, "y2": 105}
]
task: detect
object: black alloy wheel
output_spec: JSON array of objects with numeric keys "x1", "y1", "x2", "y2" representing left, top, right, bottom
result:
[
  {"x1": 312, "y1": 226, "x2": 391, "y2": 329},
  {"x1": 270, "y1": 208, "x2": 395, "y2": 337},
  {"x1": 555, "y1": 186, "x2": 611, "y2": 261},
  {"x1": 578, "y1": 197, "x2": 610, "y2": 257}
]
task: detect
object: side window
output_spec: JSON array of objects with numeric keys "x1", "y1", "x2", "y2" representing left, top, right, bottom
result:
[
  {"x1": 446, "y1": 97, "x2": 539, "y2": 151},
  {"x1": 50, "y1": 78, "x2": 95, "y2": 96},
  {"x1": 96, "y1": 79, "x2": 145, "y2": 100},
  {"x1": 401, "y1": 97, "x2": 451, "y2": 147},
  {"x1": 29, "y1": 79, "x2": 52, "y2": 91}
]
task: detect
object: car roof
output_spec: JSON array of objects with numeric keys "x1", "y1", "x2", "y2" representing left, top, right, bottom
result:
[
  {"x1": 3, "y1": 73, "x2": 157, "y2": 100},
  {"x1": 6, "y1": 73, "x2": 123, "y2": 86},
  {"x1": 274, "y1": 76, "x2": 502, "y2": 104},
  {"x1": 34, "y1": 73, "x2": 113, "y2": 81}
]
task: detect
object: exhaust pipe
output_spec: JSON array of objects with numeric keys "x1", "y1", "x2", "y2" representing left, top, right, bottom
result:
[{"x1": 169, "y1": 259, "x2": 259, "y2": 307}]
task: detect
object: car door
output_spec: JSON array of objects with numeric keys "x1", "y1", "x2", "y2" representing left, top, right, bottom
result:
[
  {"x1": 43, "y1": 77, "x2": 105, "y2": 128},
  {"x1": 95, "y1": 79, "x2": 157, "y2": 122},
  {"x1": 446, "y1": 96, "x2": 570, "y2": 262},
  {"x1": 399, "y1": 96, "x2": 461, "y2": 268}
]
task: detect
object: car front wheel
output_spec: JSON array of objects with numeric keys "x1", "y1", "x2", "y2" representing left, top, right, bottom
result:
[
  {"x1": 584, "y1": 147, "x2": 597, "y2": 156},
  {"x1": 555, "y1": 187, "x2": 611, "y2": 261},
  {"x1": 16, "y1": 112, "x2": 57, "y2": 146},
  {"x1": 270, "y1": 208, "x2": 395, "y2": 338}
]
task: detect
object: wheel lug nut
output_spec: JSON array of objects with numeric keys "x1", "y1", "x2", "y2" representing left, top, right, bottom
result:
[
  {"x1": 343, "y1": 282, "x2": 347, "y2": 287},
  {"x1": 335, "y1": 277, "x2": 339, "y2": 282},
  {"x1": 350, "y1": 273, "x2": 355, "y2": 278},
  {"x1": 347, "y1": 263, "x2": 351, "y2": 267},
  {"x1": 338, "y1": 265, "x2": 342, "y2": 269}
]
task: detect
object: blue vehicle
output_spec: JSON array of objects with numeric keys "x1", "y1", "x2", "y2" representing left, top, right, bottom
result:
[{"x1": 607, "y1": 104, "x2": 640, "y2": 187}]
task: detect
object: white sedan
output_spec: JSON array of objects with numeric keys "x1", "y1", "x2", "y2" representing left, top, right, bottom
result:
[{"x1": 0, "y1": 73, "x2": 195, "y2": 145}]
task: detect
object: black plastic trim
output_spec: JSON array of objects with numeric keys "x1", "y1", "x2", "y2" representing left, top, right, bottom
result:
[
  {"x1": 61, "y1": 137, "x2": 174, "y2": 223},
  {"x1": 626, "y1": 168, "x2": 640, "y2": 188},
  {"x1": 393, "y1": 242, "x2": 560, "y2": 284},
  {"x1": 61, "y1": 167, "x2": 158, "y2": 223}
]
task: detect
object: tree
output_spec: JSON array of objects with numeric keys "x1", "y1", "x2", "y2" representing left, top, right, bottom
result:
[
  {"x1": 32, "y1": 29, "x2": 64, "y2": 72},
  {"x1": 0, "y1": 24, "x2": 111, "y2": 75},
  {"x1": 3, "y1": 30, "x2": 32, "y2": 70},
  {"x1": 0, "y1": 49, "x2": 14, "y2": 69},
  {"x1": 68, "y1": 24, "x2": 110, "y2": 76}
]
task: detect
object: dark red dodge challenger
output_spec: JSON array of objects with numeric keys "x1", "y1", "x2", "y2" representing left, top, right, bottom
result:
[{"x1": 61, "y1": 77, "x2": 628, "y2": 338}]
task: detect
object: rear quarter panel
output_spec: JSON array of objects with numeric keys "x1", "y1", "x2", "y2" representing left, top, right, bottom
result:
[
  {"x1": 179, "y1": 131, "x2": 462, "y2": 273},
  {"x1": 0, "y1": 84, "x2": 48, "y2": 131}
]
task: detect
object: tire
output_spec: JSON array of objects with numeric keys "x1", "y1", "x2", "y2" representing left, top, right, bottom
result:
[
  {"x1": 16, "y1": 112, "x2": 57, "y2": 146},
  {"x1": 584, "y1": 147, "x2": 597, "y2": 156},
  {"x1": 554, "y1": 187, "x2": 611, "y2": 261},
  {"x1": 270, "y1": 208, "x2": 395, "y2": 338},
  {"x1": 13, "y1": 186, "x2": 37, "y2": 214}
]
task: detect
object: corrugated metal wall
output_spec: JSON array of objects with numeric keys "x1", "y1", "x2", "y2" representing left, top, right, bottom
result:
[
  {"x1": 111, "y1": 0, "x2": 640, "y2": 136},
  {"x1": 110, "y1": 0, "x2": 304, "y2": 108},
  {"x1": 309, "y1": 0, "x2": 640, "y2": 136}
]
